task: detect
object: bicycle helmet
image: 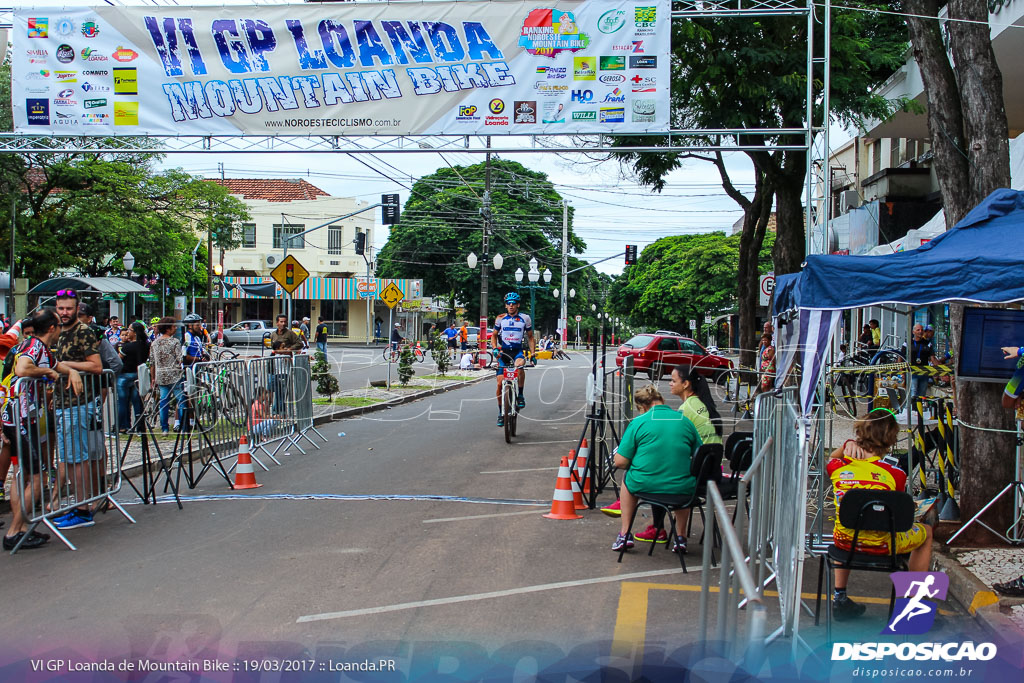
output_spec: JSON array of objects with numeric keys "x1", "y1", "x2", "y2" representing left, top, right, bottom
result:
[
  {"x1": 183, "y1": 313, "x2": 202, "y2": 323},
  {"x1": 150, "y1": 316, "x2": 160, "y2": 325},
  {"x1": 504, "y1": 292, "x2": 521, "y2": 305}
]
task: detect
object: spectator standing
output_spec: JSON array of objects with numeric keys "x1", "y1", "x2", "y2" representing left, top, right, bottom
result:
[
  {"x1": 300, "y1": 317, "x2": 311, "y2": 341},
  {"x1": 150, "y1": 317, "x2": 185, "y2": 434},
  {"x1": 182, "y1": 313, "x2": 209, "y2": 367},
  {"x1": 104, "y1": 315, "x2": 122, "y2": 349},
  {"x1": 868, "y1": 319, "x2": 881, "y2": 350},
  {"x1": 374, "y1": 316, "x2": 384, "y2": 341},
  {"x1": 315, "y1": 317, "x2": 329, "y2": 355},
  {"x1": 443, "y1": 323, "x2": 458, "y2": 352},
  {"x1": 117, "y1": 322, "x2": 150, "y2": 432},
  {"x1": 52, "y1": 291, "x2": 103, "y2": 531},
  {"x1": 995, "y1": 344, "x2": 1024, "y2": 595},
  {"x1": 268, "y1": 314, "x2": 304, "y2": 412},
  {"x1": 458, "y1": 321, "x2": 469, "y2": 350},
  {"x1": 2, "y1": 310, "x2": 82, "y2": 550},
  {"x1": 902, "y1": 323, "x2": 935, "y2": 400}
]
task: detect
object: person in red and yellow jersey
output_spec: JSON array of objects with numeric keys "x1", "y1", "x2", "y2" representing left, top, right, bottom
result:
[{"x1": 826, "y1": 408, "x2": 934, "y2": 620}]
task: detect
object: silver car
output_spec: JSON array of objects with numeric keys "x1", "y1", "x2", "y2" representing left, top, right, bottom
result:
[{"x1": 223, "y1": 320, "x2": 273, "y2": 346}]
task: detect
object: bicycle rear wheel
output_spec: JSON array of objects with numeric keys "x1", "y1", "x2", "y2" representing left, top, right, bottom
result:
[{"x1": 414, "y1": 348, "x2": 425, "y2": 363}]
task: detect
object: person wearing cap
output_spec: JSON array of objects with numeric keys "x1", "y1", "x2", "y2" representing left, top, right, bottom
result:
[
  {"x1": 390, "y1": 322, "x2": 404, "y2": 351},
  {"x1": 300, "y1": 317, "x2": 310, "y2": 341}
]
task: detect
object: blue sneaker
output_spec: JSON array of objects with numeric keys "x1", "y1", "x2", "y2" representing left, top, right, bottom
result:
[
  {"x1": 51, "y1": 511, "x2": 76, "y2": 526},
  {"x1": 516, "y1": 394, "x2": 526, "y2": 410},
  {"x1": 497, "y1": 414, "x2": 505, "y2": 427},
  {"x1": 54, "y1": 510, "x2": 95, "y2": 530}
]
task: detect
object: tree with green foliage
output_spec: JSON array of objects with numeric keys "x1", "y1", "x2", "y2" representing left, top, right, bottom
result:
[
  {"x1": 397, "y1": 346, "x2": 416, "y2": 386},
  {"x1": 312, "y1": 351, "x2": 340, "y2": 400},
  {"x1": 613, "y1": 7, "x2": 908, "y2": 362},
  {"x1": 429, "y1": 332, "x2": 452, "y2": 376},
  {"x1": 376, "y1": 159, "x2": 603, "y2": 330},
  {"x1": 609, "y1": 231, "x2": 774, "y2": 335},
  {"x1": 0, "y1": 61, "x2": 249, "y2": 292}
]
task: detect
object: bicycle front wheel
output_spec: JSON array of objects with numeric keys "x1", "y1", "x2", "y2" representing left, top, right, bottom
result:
[
  {"x1": 414, "y1": 348, "x2": 425, "y2": 363},
  {"x1": 503, "y1": 382, "x2": 514, "y2": 444}
]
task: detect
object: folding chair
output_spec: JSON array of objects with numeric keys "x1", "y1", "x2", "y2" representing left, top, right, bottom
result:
[
  {"x1": 617, "y1": 443, "x2": 724, "y2": 573},
  {"x1": 814, "y1": 489, "x2": 914, "y2": 642},
  {"x1": 718, "y1": 431, "x2": 753, "y2": 500}
]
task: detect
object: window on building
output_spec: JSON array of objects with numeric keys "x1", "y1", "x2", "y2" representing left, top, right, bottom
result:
[
  {"x1": 242, "y1": 223, "x2": 256, "y2": 249},
  {"x1": 273, "y1": 224, "x2": 304, "y2": 249},
  {"x1": 328, "y1": 224, "x2": 344, "y2": 255},
  {"x1": 872, "y1": 139, "x2": 882, "y2": 175},
  {"x1": 906, "y1": 139, "x2": 917, "y2": 161},
  {"x1": 890, "y1": 138, "x2": 902, "y2": 167}
]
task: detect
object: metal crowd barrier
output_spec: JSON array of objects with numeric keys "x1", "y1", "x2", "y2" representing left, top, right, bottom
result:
[
  {"x1": 188, "y1": 358, "x2": 257, "y2": 475},
  {"x1": 247, "y1": 354, "x2": 303, "y2": 461},
  {"x1": 698, "y1": 480, "x2": 767, "y2": 671},
  {"x1": 291, "y1": 353, "x2": 327, "y2": 448},
  {"x1": 9, "y1": 370, "x2": 135, "y2": 553}
]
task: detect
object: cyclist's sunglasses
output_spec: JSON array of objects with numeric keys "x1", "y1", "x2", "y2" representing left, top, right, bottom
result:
[{"x1": 56, "y1": 289, "x2": 78, "y2": 298}]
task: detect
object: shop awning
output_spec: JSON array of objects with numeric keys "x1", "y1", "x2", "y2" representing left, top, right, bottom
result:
[{"x1": 29, "y1": 276, "x2": 152, "y2": 295}]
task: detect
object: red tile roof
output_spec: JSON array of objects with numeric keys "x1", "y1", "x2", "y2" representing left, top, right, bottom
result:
[{"x1": 211, "y1": 178, "x2": 331, "y2": 202}]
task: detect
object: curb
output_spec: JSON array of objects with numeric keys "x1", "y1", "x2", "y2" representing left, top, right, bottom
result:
[{"x1": 934, "y1": 547, "x2": 1024, "y2": 661}]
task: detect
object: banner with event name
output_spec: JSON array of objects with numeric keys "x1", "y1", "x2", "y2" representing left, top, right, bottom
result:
[{"x1": 12, "y1": 1, "x2": 670, "y2": 136}]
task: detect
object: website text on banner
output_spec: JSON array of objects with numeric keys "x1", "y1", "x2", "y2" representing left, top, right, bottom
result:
[{"x1": 12, "y1": 2, "x2": 670, "y2": 136}]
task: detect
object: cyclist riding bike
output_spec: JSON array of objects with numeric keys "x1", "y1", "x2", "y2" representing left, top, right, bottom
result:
[{"x1": 493, "y1": 292, "x2": 535, "y2": 427}]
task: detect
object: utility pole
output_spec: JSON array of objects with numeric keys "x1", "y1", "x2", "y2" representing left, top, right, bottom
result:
[
  {"x1": 479, "y1": 137, "x2": 492, "y2": 360},
  {"x1": 560, "y1": 199, "x2": 568, "y2": 348},
  {"x1": 206, "y1": 201, "x2": 213, "y2": 324}
]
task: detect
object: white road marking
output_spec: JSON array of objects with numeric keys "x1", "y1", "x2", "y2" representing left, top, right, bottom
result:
[
  {"x1": 479, "y1": 466, "x2": 560, "y2": 474},
  {"x1": 422, "y1": 509, "x2": 546, "y2": 524},
  {"x1": 510, "y1": 440, "x2": 578, "y2": 445},
  {"x1": 296, "y1": 567, "x2": 693, "y2": 623}
]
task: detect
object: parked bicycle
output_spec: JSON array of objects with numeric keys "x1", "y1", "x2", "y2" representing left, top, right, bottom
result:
[{"x1": 383, "y1": 342, "x2": 425, "y2": 363}]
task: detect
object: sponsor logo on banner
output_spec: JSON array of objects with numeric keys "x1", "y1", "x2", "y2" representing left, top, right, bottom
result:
[
  {"x1": 26, "y1": 49, "x2": 48, "y2": 63},
  {"x1": 598, "y1": 9, "x2": 627, "y2": 34},
  {"x1": 630, "y1": 74, "x2": 657, "y2": 92},
  {"x1": 114, "y1": 101, "x2": 139, "y2": 126},
  {"x1": 519, "y1": 9, "x2": 590, "y2": 58},
  {"x1": 573, "y1": 57, "x2": 596, "y2": 80},
  {"x1": 54, "y1": 17, "x2": 75, "y2": 37},
  {"x1": 57, "y1": 88, "x2": 74, "y2": 98},
  {"x1": 114, "y1": 68, "x2": 138, "y2": 95},
  {"x1": 600, "y1": 107, "x2": 624, "y2": 123},
  {"x1": 27, "y1": 17, "x2": 48, "y2": 39},
  {"x1": 24, "y1": 86, "x2": 50, "y2": 95},
  {"x1": 81, "y1": 47, "x2": 109, "y2": 62},
  {"x1": 541, "y1": 102, "x2": 565, "y2": 123},
  {"x1": 54, "y1": 110, "x2": 79, "y2": 126},
  {"x1": 599, "y1": 56, "x2": 625, "y2": 71},
  {"x1": 632, "y1": 98, "x2": 656, "y2": 122},
  {"x1": 112, "y1": 46, "x2": 139, "y2": 63},
  {"x1": 571, "y1": 89, "x2": 594, "y2": 103},
  {"x1": 599, "y1": 74, "x2": 626, "y2": 85},
  {"x1": 55, "y1": 70, "x2": 77, "y2": 82},
  {"x1": 81, "y1": 21, "x2": 100, "y2": 38},
  {"x1": 632, "y1": 41, "x2": 646, "y2": 53},
  {"x1": 26, "y1": 70, "x2": 51, "y2": 81},
  {"x1": 53, "y1": 97, "x2": 77, "y2": 107},
  {"x1": 26, "y1": 99, "x2": 50, "y2": 125},
  {"x1": 513, "y1": 100, "x2": 537, "y2": 124},
  {"x1": 82, "y1": 112, "x2": 109, "y2": 125},
  {"x1": 456, "y1": 105, "x2": 480, "y2": 121},
  {"x1": 601, "y1": 87, "x2": 626, "y2": 103},
  {"x1": 484, "y1": 116, "x2": 509, "y2": 126},
  {"x1": 488, "y1": 98, "x2": 505, "y2": 115},
  {"x1": 572, "y1": 110, "x2": 596, "y2": 121},
  {"x1": 82, "y1": 69, "x2": 109, "y2": 77},
  {"x1": 485, "y1": 99, "x2": 508, "y2": 125},
  {"x1": 630, "y1": 55, "x2": 658, "y2": 69},
  {"x1": 634, "y1": 6, "x2": 658, "y2": 35},
  {"x1": 82, "y1": 81, "x2": 111, "y2": 92},
  {"x1": 536, "y1": 66, "x2": 567, "y2": 79},
  {"x1": 56, "y1": 44, "x2": 76, "y2": 64},
  {"x1": 84, "y1": 98, "x2": 108, "y2": 109},
  {"x1": 534, "y1": 82, "x2": 568, "y2": 97}
]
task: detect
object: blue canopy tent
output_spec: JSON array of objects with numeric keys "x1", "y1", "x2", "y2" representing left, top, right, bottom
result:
[{"x1": 773, "y1": 188, "x2": 1024, "y2": 415}]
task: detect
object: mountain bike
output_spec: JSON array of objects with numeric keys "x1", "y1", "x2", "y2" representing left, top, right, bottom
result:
[
  {"x1": 383, "y1": 342, "x2": 425, "y2": 363},
  {"x1": 499, "y1": 365, "x2": 520, "y2": 443}
]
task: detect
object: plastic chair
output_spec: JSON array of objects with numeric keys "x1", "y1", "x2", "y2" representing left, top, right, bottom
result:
[{"x1": 814, "y1": 489, "x2": 914, "y2": 642}]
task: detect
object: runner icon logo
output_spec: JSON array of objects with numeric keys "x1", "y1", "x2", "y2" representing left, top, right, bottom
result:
[{"x1": 884, "y1": 571, "x2": 948, "y2": 635}]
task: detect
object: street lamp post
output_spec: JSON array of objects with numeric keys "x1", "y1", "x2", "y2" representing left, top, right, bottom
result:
[
  {"x1": 468, "y1": 251, "x2": 503, "y2": 366},
  {"x1": 514, "y1": 258, "x2": 552, "y2": 322},
  {"x1": 122, "y1": 251, "x2": 135, "y2": 322}
]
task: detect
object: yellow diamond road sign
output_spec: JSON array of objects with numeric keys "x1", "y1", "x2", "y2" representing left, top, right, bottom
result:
[
  {"x1": 380, "y1": 282, "x2": 404, "y2": 309},
  {"x1": 271, "y1": 255, "x2": 309, "y2": 295}
]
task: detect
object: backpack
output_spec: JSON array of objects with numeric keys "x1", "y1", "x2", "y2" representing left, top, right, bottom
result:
[{"x1": 92, "y1": 329, "x2": 123, "y2": 374}]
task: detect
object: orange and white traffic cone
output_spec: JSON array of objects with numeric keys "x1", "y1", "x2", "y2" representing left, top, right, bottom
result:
[
  {"x1": 232, "y1": 436, "x2": 262, "y2": 489},
  {"x1": 577, "y1": 439, "x2": 592, "y2": 495},
  {"x1": 544, "y1": 456, "x2": 583, "y2": 520},
  {"x1": 566, "y1": 449, "x2": 586, "y2": 510}
]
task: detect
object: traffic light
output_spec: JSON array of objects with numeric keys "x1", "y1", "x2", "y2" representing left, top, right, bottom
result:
[
  {"x1": 355, "y1": 231, "x2": 366, "y2": 255},
  {"x1": 625, "y1": 244, "x2": 638, "y2": 265},
  {"x1": 382, "y1": 193, "x2": 400, "y2": 224}
]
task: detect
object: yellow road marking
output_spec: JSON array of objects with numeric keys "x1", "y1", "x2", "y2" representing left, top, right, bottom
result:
[
  {"x1": 611, "y1": 581, "x2": 957, "y2": 661},
  {"x1": 968, "y1": 590, "x2": 999, "y2": 614}
]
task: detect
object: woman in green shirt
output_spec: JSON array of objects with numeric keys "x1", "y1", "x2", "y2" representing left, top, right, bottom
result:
[
  {"x1": 669, "y1": 365, "x2": 723, "y2": 446},
  {"x1": 612, "y1": 385, "x2": 702, "y2": 554}
]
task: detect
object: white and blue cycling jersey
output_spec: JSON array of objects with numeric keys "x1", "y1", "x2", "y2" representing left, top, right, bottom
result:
[
  {"x1": 183, "y1": 330, "x2": 206, "y2": 359},
  {"x1": 494, "y1": 313, "x2": 532, "y2": 351}
]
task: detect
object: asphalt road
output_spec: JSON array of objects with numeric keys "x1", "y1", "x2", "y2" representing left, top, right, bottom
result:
[{"x1": 0, "y1": 354, "x2": 985, "y2": 680}]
